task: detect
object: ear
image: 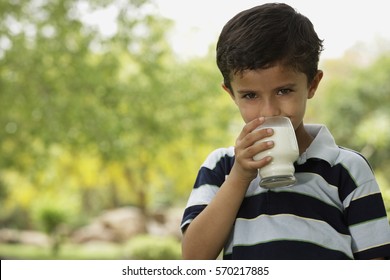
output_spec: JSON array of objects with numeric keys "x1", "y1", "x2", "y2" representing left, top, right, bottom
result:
[
  {"x1": 308, "y1": 70, "x2": 323, "y2": 99},
  {"x1": 222, "y1": 83, "x2": 236, "y2": 102}
]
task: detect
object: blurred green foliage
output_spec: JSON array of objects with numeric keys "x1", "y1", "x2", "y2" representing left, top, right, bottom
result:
[
  {"x1": 0, "y1": 241, "x2": 123, "y2": 259},
  {"x1": 124, "y1": 235, "x2": 181, "y2": 259},
  {"x1": 0, "y1": 0, "x2": 235, "y2": 231},
  {"x1": 310, "y1": 51, "x2": 390, "y2": 197},
  {"x1": 0, "y1": 234, "x2": 181, "y2": 259},
  {"x1": 36, "y1": 205, "x2": 68, "y2": 255},
  {"x1": 0, "y1": 0, "x2": 389, "y2": 243}
]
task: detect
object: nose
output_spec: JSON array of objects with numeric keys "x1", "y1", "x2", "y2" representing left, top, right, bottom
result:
[{"x1": 261, "y1": 96, "x2": 281, "y2": 117}]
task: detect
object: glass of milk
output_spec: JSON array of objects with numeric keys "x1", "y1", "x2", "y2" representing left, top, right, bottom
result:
[{"x1": 253, "y1": 116, "x2": 299, "y2": 188}]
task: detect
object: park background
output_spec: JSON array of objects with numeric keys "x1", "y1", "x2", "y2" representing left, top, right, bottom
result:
[{"x1": 1, "y1": 0, "x2": 389, "y2": 259}]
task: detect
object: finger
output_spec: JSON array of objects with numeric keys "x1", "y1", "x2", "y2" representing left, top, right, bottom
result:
[
  {"x1": 245, "y1": 139, "x2": 274, "y2": 160},
  {"x1": 249, "y1": 155, "x2": 273, "y2": 170},
  {"x1": 239, "y1": 125, "x2": 274, "y2": 150},
  {"x1": 237, "y1": 117, "x2": 266, "y2": 141}
]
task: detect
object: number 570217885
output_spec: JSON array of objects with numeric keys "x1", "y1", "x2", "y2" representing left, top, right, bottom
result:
[{"x1": 215, "y1": 266, "x2": 269, "y2": 276}]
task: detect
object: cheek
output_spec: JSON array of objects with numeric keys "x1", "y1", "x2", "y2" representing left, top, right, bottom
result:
[
  {"x1": 290, "y1": 101, "x2": 307, "y2": 129},
  {"x1": 238, "y1": 106, "x2": 259, "y2": 123}
]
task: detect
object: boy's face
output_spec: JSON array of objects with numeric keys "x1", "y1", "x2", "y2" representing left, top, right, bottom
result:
[{"x1": 223, "y1": 64, "x2": 323, "y2": 131}]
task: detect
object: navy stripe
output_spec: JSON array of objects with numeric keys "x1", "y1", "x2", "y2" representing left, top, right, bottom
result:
[
  {"x1": 194, "y1": 166, "x2": 225, "y2": 188},
  {"x1": 345, "y1": 193, "x2": 388, "y2": 225},
  {"x1": 295, "y1": 158, "x2": 357, "y2": 201},
  {"x1": 353, "y1": 243, "x2": 390, "y2": 259},
  {"x1": 237, "y1": 191, "x2": 349, "y2": 235},
  {"x1": 194, "y1": 154, "x2": 234, "y2": 188},
  {"x1": 224, "y1": 240, "x2": 352, "y2": 260},
  {"x1": 181, "y1": 205, "x2": 207, "y2": 230}
]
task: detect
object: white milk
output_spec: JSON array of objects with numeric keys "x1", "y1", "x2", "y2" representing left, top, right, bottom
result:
[{"x1": 253, "y1": 126, "x2": 299, "y2": 180}]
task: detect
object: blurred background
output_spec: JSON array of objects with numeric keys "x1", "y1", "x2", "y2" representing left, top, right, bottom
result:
[{"x1": 0, "y1": 0, "x2": 389, "y2": 259}]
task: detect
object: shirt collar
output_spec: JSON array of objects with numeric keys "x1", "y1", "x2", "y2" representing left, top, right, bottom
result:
[{"x1": 297, "y1": 124, "x2": 340, "y2": 166}]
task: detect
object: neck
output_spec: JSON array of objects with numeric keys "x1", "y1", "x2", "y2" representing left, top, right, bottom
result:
[{"x1": 295, "y1": 123, "x2": 313, "y2": 155}]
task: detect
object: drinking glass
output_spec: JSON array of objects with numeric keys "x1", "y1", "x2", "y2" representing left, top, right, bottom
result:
[{"x1": 253, "y1": 117, "x2": 299, "y2": 188}]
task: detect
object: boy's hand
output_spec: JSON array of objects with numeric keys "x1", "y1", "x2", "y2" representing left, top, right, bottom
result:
[{"x1": 232, "y1": 117, "x2": 274, "y2": 185}]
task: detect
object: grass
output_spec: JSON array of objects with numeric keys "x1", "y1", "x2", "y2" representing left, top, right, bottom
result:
[
  {"x1": 0, "y1": 234, "x2": 183, "y2": 260},
  {"x1": 0, "y1": 242, "x2": 124, "y2": 260}
]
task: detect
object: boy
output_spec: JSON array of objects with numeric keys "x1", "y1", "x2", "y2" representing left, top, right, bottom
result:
[{"x1": 180, "y1": 3, "x2": 390, "y2": 259}]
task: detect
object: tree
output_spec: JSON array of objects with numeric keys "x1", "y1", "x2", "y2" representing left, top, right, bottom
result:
[
  {"x1": 0, "y1": 0, "x2": 174, "y2": 226},
  {"x1": 309, "y1": 50, "x2": 390, "y2": 216},
  {"x1": 0, "y1": 0, "x2": 235, "y2": 230},
  {"x1": 316, "y1": 54, "x2": 390, "y2": 168}
]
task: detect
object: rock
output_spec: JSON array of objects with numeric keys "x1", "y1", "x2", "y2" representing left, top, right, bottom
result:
[
  {"x1": 147, "y1": 208, "x2": 182, "y2": 239},
  {"x1": 0, "y1": 228, "x2": 49, "y2": 247},
  {"x1": 71, "y1": 206, "x2": 146, "y2": 243},
  {"x1": 99, "y1": 207, "x2": 147, "y2": 240},
  {"x1": 71, "y1": 221, "x2": 118, "y2": 243},
  {"x1": 19, "y1": 230, "x2": 50, "y2": 247},
  {"x1": 164, "y1": 208, "x2": 183, "y2": 239},
  {"x1": 0, "y1": 229, "x2": 20, "y2": 244}
]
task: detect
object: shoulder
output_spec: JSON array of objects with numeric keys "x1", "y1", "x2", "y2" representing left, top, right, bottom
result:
[
  {"x1": 202, "y1": 147, "x2": 235, "y2": 170},
  {"x1": 337, "y1": 146, "x2": 372, "y2": 166},
  {"x1": 307, "y1": 124, "x2": 375, "y2": 182},
  {"x1": 336, "y1": 146, "x2": 375, "y2": 182},
  {"x1": 333, "y1": 146, "x2": 380, "y2": 203}
]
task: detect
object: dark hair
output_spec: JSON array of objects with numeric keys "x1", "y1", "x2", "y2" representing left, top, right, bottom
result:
[{"x1": 216, "y1": 3, "x2": 324, "y2": 90}]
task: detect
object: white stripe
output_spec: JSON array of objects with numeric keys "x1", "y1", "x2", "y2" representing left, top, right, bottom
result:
[
  {"x1": 225, "y1": 214, "x2": 353, "y2": 258},
  {"x1": 286, "y1": 173, "x2": 343, "y2": 209},
  {"x1": 343, "y1": 180, "x2": 381, "y2": 209},
  {"x1": 202, "y1": 147, "x2": 234, "y2": 170},
  {"x1": 349, "y1": 217, "x2": 390, "y2": 253},
  {"x1": 247, "y1": 173, "x2": 343, "y2": 210},
  {"x1": 236, "y1": 172, "x2": 339, "y2": 207},
  {"x1": 337, "y1": 149, "x2": 375, "y2": 186},
  {"x1": 185, "y1": 184, "x2": 219, "y2": 208},
  {"x1": 180, "y1": 219, "x2": 192, "y2": 231}
]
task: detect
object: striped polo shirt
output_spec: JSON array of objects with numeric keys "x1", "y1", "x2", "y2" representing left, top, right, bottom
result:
[{"x1": 181, "y1": 124, "x2": 390, "y2": 259}]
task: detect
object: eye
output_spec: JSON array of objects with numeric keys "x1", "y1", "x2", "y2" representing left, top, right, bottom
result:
[
  {"x1": 242, "y1": 92, "x2": 257, "y2": 99},
  {"x1": 277, "y1": 88, "x2": 292, "y2": 96}
]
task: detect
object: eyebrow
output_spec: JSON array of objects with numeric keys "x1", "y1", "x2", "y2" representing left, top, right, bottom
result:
[
  {"x1": 273, "y1": 83, "x2": 297, "y2": 91},
  {"x1": 236, "y1": 89, "x2": 256, "y2": 95},
  {"x1": 236, "y1": 83, "x2": 297, "y2": 94}
]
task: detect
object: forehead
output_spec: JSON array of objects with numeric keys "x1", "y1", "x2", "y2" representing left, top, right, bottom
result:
[{"x1": 230, "y1": 64, "x2": 308, "y2": 88}]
